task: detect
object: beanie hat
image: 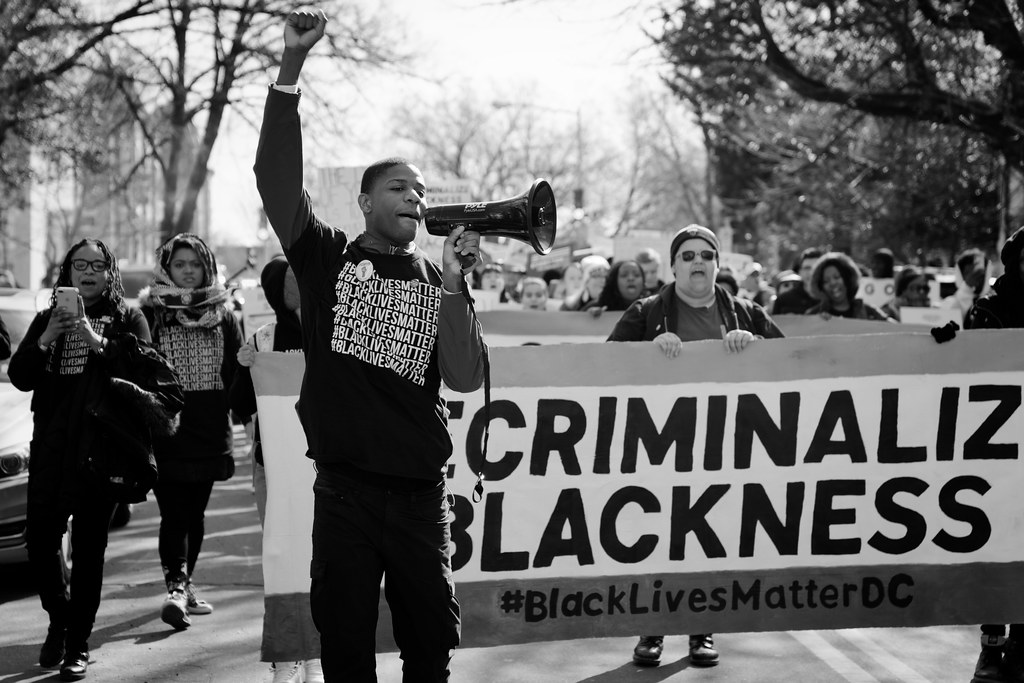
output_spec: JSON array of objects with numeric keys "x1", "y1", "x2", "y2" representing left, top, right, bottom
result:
[{"x1": 670, "y1": 224, "x2": 720, "y2": 262}]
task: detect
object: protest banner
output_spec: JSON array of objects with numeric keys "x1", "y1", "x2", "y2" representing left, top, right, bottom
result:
[
  {"x1": 253, "y1": 329, "x2": 1024, "y2": 651},
  {"x1": 770, "y1": 314, "x2": 932, "y2": 337},
  {"x1": 899, "y1": 306, "x2": 963, "y2": 327},
  {"x1": 251, "y1": 357, "x2": 319, "y2": 661}
]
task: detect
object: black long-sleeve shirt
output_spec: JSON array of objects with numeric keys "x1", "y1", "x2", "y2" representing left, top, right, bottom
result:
[{"x1": 253, "y1": 87, "x2": 485, "y2": 483}]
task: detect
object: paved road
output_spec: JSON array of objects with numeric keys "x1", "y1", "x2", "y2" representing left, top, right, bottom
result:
[{"x1": 0, "y1": 428, "x2": 983, "y2": 682}]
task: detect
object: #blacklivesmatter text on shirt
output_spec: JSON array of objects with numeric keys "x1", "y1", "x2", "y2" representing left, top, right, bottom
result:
[{"x1": 331, "y1": 261, "x2": 439, "y2": 386}]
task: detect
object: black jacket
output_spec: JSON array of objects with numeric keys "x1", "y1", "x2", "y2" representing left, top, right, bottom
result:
[
  {"x1": 608, "y1": 283, "x2": 785, "y2": 342},
  {"x1": 8, "y1": 302, "x2": 154, "y2": 504},
  {"x1": 965, "y1": 226, "x2": 1024, "y2": 330}
]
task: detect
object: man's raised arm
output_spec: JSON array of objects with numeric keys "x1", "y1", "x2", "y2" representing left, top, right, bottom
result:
[{"x1": 253, "y1": 9, "x2": 327, "y2": 249}]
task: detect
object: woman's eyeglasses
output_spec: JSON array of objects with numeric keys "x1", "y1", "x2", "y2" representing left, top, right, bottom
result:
[
  {"x1": 71, "y1": 259, "x2": 110, "y2": 272},
  {"x1": 678, "y1": 250, "x2": 717, "y2": 262}
]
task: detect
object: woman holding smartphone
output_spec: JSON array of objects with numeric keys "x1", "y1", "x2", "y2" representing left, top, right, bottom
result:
[
  {"x1": 8, "y1": 238, "x2": 150, "y2": 680},
  {"x1": 141, "y1": 233, "x2": 242, "y2": 631}
]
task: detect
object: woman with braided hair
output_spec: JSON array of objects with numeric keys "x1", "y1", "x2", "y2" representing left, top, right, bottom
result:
[
  {"x1": 141, "y1": 233, "x2": 243, "y2": 631},
  {"x1": 9, "y1": 238, "x2": 151, "y2": 680}
]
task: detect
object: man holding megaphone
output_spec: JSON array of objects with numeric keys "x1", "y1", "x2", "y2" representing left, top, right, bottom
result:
[{"x1": 254, "y1": 8, "x2": 487, "y2": 681}]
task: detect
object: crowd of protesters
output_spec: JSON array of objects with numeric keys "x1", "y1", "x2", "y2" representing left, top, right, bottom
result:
[
  {"x1": 6, "y1": 7, "x2": 1021, "y2": 682},
  {"x1": 472, "y1": 240, "x2": 993, "y2": 326}
]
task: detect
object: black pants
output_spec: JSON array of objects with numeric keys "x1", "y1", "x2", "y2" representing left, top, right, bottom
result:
[
  {"x1": 153, "y1": 480, "x2": 214, "y2": 586},
  {"x1": 26, "y1": 473, "x2": 116, "y2": 653},
  {"x1": 310, "y1": 470, "x2": 460, "y2": 683}
]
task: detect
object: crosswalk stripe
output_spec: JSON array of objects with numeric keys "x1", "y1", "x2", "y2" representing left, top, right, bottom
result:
[
  {"x1": 790, "y1": 630, "x2": 882, "y2": 682},
  {"x1": 836, "y1": 629, "x2": 932, "y2": 683}
]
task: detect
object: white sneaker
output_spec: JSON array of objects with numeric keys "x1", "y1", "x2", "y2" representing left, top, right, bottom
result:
[
  {"x1": 303, "y1": 659, "x2": 324, "y2": 683},
  {"x1": 270, "y1": 661, "x2": 304, "y2": 683},
  {"x1": 185, "y1": 581, "x2": 214, "y2": 615}
]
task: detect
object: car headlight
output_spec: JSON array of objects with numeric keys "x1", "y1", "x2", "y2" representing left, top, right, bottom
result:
[{"x1": 0, "y1": 444, "x2": 30, "y2": 478}]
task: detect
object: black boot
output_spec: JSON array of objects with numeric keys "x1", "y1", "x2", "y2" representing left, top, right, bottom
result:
[
  {"x1": 1002, "y1": 638, "x2": 1024, "y2": 683},
  {"x1": 632, "y1": 635, "x2": 664, "y2": 666},
  {"x1": 688, "y1": 633, "x2": 720, "y2": 667},
  {"x1": 972, "y1": 634, "x2": 1006, "y2": 683},
  {"x1": 38, "y1": 624, "x2": 65, "y2": 668}
]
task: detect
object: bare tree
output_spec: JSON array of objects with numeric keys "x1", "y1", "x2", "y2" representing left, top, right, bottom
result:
[
  {"x1": 614, "y1": 88, "x2": 709, "y2": 236},
  {"x1": 98, "y1": 0, "x2": 407, "y2": 242},
  {"x1": 0, "y1": 0, "x2": 157, "y2": 194}
]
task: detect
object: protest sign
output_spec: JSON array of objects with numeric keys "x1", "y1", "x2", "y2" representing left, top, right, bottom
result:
[
  {"x1": 859, "y1": 278, "x2": 895, "y2": 308},
  {"x1": 254, "y1": 329, "x2": 1024, "y2": 651}
]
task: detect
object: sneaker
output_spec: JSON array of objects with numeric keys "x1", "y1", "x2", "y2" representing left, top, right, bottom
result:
[
  {"x1": 39, "y1": 625, "x2": 65, "y2": 669},
  {"x1": 161, "y1": 587, "x2": 191, "y2": 630},
  {"x1": 304, "y1": 659, "x2": 324, "y2": 683},
  {"x1": 972, "y1": 634, "x2": 1006, "y2": 683},
  {"x1": 632, "y1": 635, "x2": 664, "y2": 666},
  {"x1": 59, "y1": 650, "x2": 89, "y2": 681},
  {"x1": 689, "y1": 633, "x2": 720, "y2": 667},
  {"x1": 1003, "y1": 638, "x2": 1024, "y2": 683},
  {"x1": 185, "y1": 581, "x2": 214, "y2": 615},
  {"x1": 270, "y1": 661, "x2": 304, "y2": 683}
]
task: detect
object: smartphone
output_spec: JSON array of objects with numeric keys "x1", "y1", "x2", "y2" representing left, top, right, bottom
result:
[{"x1": 55, "y1": 286, "x2": 81, "y2": 315}]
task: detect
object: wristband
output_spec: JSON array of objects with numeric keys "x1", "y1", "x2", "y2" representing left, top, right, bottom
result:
[{"x1": 37, "y1": 339, "x2": 50, "y2": 352}]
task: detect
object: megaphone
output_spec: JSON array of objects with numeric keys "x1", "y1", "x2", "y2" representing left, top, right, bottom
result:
[{"x1": 424, "y1": 178, "x2": 557, "y2": 272}]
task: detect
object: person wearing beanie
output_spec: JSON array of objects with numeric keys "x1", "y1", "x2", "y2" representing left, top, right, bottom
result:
[
  {"x1": 607, "y1": 224, "x2": 784, "y2": 669},
  {"x1": 962, "y1": 226, "x2": 1024, "y2": 683}
]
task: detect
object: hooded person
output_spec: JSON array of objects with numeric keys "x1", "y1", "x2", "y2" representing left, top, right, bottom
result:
[
  {"x1": 141, "y1": 232, "x2": 244, "y2": 631},
  {"x1": 229, "y1": 254, "x2": 302, "y2": 520},
  {"x1": 964, "y1": 227, "x2": 1024, "y2": 329},
  {"x1": 961, "y1": 233, "x2": 1024, "y2": 683}
]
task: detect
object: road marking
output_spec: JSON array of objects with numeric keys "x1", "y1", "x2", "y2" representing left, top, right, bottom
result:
[
  {"x1": 790, "y1": 630, "x2": 881, "y2": 682},
  {"x1": 836, "y1": 628, "x2": 932, "y2": 683}
]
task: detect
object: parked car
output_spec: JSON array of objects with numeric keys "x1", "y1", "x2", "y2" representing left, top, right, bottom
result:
[
  {"x1": 0, "y1": 288, "x2": 37, "y2": 566},
  {"x1": 0, "y1": 287, "x2": 131, "y2": 570}
]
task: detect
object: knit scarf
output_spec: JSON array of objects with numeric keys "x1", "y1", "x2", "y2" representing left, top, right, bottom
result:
[{"x1": 148, "y1": 234, "x2": 231, "y2": 329}]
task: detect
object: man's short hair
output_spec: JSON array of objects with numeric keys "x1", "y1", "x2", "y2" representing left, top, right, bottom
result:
[
  {"x1": 635, "y1": 248, "x2": 661, "y2": 265},
  {"x1": 360, "y1": 157, "x2": 415, "y2": 194},
  {"x1": 793, "y1": 247, "x2": 824, "y2": 272}
]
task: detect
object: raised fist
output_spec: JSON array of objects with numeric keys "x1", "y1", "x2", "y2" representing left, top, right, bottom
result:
[{"x1": 284, "y1": 9, "x2": 327, "y2": 51}]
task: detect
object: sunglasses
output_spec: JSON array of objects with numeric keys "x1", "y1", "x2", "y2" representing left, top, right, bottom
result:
[
  {"x1": 71, "y1": 259, "x2": 110, "y2": 272},
  {"x1": 678, "y1": 250, "x2": 717, "y2": 262}
]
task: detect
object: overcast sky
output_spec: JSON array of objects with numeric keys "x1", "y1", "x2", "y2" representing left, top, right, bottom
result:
[{"x1": 209, "y1": 0, "x2": 661, "y2": 245}]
